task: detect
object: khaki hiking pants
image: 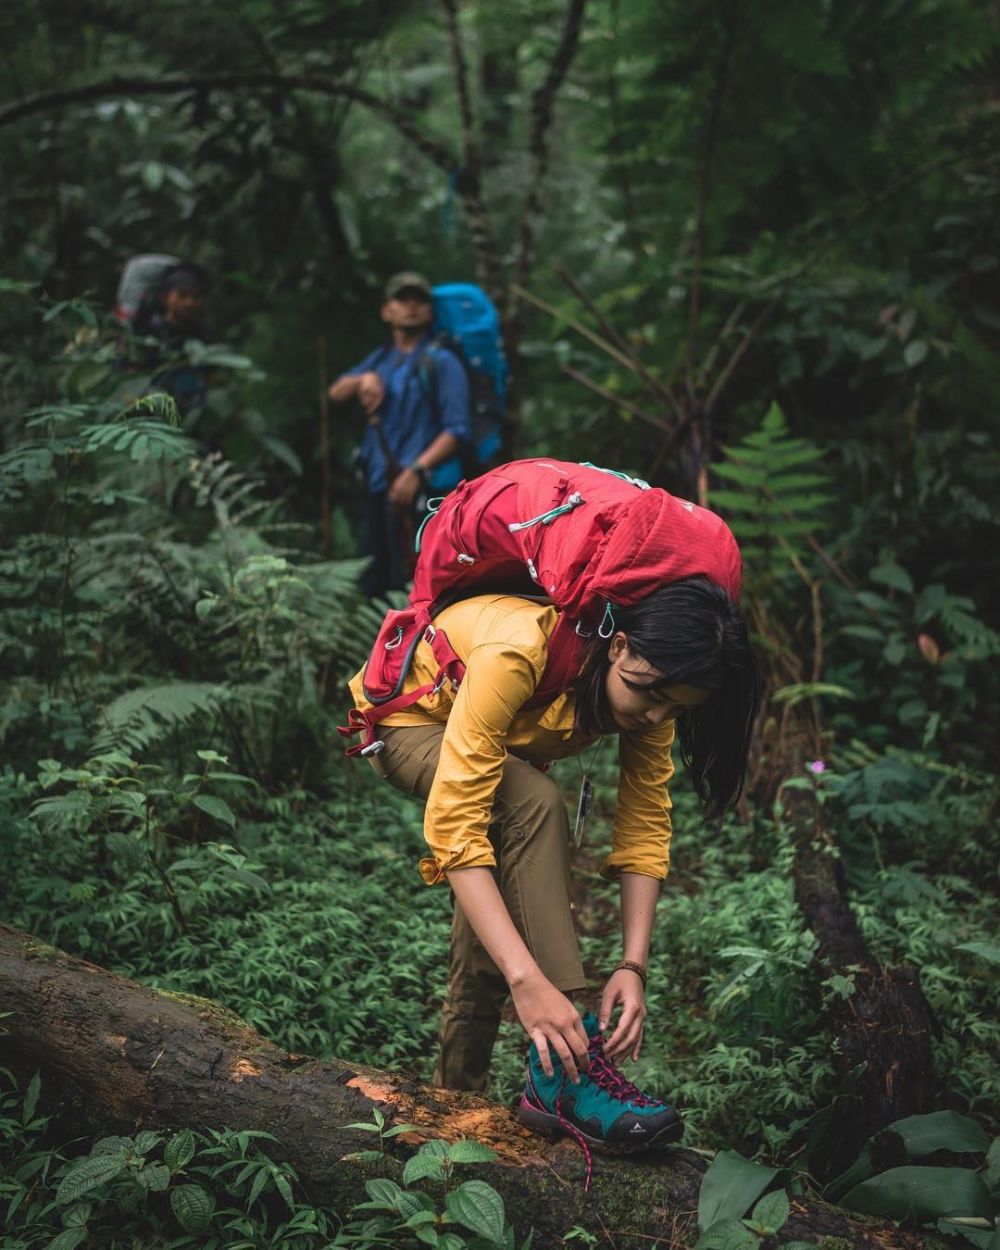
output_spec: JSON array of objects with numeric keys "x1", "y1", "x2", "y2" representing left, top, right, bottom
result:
[{"x1": 366, "y1": 722, "x2": 586, "y2": 1092}]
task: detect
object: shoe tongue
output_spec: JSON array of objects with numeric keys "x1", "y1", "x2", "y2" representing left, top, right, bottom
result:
[{"x1": 581, "y1": 1011, "x2": 602, "y2": 1040}]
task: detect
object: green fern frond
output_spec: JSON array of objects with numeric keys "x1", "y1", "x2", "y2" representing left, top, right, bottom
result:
[
  {"x1": 0, "y1": 442, "x2": 56, "y2": 502},
  {"x1": 712, "y1": 403, "x2": 830, "y2": 580},
  {"x1": 92, "y1": 682, "x2": 228, "y2": 756},
  {"x1": 78, "y1": 420, "x2": 196, "y2": 463}
]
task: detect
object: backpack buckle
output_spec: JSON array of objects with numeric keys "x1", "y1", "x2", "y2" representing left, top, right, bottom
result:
[
  {"x1": 423, "y1": 625, "x2": 437, "y2": 644},
  {"x1": 360, "y1": 739, "x2": 385, "y2": 757}
]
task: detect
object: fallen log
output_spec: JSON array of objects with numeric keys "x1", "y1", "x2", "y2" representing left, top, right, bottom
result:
[{"x1": 0, "y1": 922, "x2": 929, "y2": 1249}]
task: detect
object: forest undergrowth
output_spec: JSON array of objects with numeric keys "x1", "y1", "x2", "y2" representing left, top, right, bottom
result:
[{"x1": 1, "y1": 288, "x2": 998, "y2": 1247}]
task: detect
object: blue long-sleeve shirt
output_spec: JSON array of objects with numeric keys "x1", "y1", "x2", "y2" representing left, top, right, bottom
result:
[{"x1": 341, "y1": 339, "x2": 471, "y2": 493}]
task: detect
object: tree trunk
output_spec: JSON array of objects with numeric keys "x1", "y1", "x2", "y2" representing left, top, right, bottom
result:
[
  {"x1": 0, "y1": 923, "x2": 931, "y2": 1248},
  {"x1": 784, "y1": 788, "x2": 937, "y2": 1177}
]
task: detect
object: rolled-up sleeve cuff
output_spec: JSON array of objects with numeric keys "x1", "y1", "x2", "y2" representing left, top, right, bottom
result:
[
  {"x1": 600, "y1": 848, "x2": 670, "y2": 882},
  {"x1": 419, "y1": 841, "x2": 497, "y2": 885}
]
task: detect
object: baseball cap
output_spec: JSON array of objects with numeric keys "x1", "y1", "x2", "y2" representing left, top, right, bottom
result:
[{"x1": 384, "y1": 271, "x2": 432, "y2": 301}]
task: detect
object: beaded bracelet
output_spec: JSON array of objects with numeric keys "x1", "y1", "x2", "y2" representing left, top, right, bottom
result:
[{"x1": 613, "y1": 959, "x2": 647, "y2": 988}]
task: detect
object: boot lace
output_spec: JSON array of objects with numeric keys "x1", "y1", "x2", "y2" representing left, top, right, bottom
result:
[{"x1": 585, "y1": 1031, "x2": 664, "y2": 1108}]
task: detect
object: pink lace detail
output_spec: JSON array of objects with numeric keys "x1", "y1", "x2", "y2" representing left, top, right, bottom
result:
[
  {"x1": 586, "y1": 1031, "x2": 665, "y2": 1108},
  {"x1": 555, "y1": 1076, "x2": 593, "y2": 1191}
]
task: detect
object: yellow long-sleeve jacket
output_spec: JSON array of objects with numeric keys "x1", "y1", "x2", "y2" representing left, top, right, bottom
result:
[{"x1": 347, "y1": 595, "x2": 675, "y2": 885}]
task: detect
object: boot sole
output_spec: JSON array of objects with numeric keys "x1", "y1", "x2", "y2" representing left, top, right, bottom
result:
[{"x1": 517, "y1": 1098, "x2": 683, "y2": 1154}]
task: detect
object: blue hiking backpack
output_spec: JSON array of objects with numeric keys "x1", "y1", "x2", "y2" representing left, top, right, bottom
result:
[{"x1": 420, "y1": 283, "x2": 507, "y2": 474}]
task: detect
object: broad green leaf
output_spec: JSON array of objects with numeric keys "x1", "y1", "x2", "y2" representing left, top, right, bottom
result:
[
  {"x1": 133, "y1": 1130, "x2": 161, "y2": 1155},
  {"x1": 340, "y1": 1149, "x2": 382, "y2": 1164},
  {"x1": 445, "y1": 1179, "x2": 507, "y2": 1245},
  {"x1": 887, "y1": 1111, "x2": 990, "y2": 1159},
  {"x1": 871, "y1": 562, "x2": 914, "y2": 594},
  {"x1": 405, "y1": 1209, "x2": 439, "y2": 1228},
  {"x1": 694, "y1": 1217, "x2": 759, "y2": 1250},
  {"x1": 23, "y1": 1071, "x2": 41, "y2": 1122},
  {"x1": 272, "y1": 1167, "x2": 294, "y2": 1208},
  {"x1": 403, "y1": 1151, "x2": 447, "y2": 1185},
  {"x1": 138, "y1": 1162, "x2": 171, "y2": 1192},
  {"x1": 984, "y1": 1138, "x2": 1000, "y2": 1195},
  {"x1": 937, "y1": 1219, "x2": 998, "y2": 1250},
  {"x1": 697, "y1": 1151, "x2": 778, "y2": 1233},
  {"x1": 841, "y1": 1166, "x2": 992, "y2": 1222},
  {"x1": 364, "y1": 1177, "x2": 404, "y2": 1210},
  {"x1": 398, "y1": 1190, "x2": 436, "y2": 1218},
  {"x1": 171, "y1": 1183, "x2": 216, "y2": 1235},
  {"x1": 437, "y1": 1233, "x2": 467, "y2": 1250},
  {"x1": 903, "y1": 339, "x2": 929, "y2": 367},
  {"x1": 825, "y1": 1146, "x2": 874, "y2": 1203},
  {"x1": 957, "y1": 942, "x2": 1000, "y2": 966},
  {"x1": 381, "y1": 1122, "x2": 423, "y2": 1138},
  {"x1": 164, "y1": 1129, "x2": 196, "y2": 1171},
  {"x1": 56, "y1": 1153, "x2": 128, "y2": 1203},
  {"x1": 751, "y1": 1188, "x2": 790, "y2": 1232},
  {"x1": 45, "y1": 1229, "x2": 89, "y2": 1250},
  {"x1": 448, "y1": 1139, "x2": 498, "y2": 1164},
  {"x1": 192, "y1": 794, "x2": 236, "y2": 828}
]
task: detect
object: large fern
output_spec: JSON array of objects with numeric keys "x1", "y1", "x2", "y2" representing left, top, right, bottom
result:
[
  {"x1": 91, "y1": 682, "x2": 228, "y2": 756},
  {"x1": 710, "y1": 402, "x2": 833, "y2": 582}
]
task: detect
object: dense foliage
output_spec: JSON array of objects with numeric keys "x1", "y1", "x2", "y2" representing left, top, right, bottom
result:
[{"x1": 1, "y1": 1, "x2": 998, "y2": 1246}]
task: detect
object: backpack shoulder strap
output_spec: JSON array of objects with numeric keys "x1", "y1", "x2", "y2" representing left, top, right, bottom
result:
[{"x1": 415, "y1": 336, "x2": 451, "y2": 414}]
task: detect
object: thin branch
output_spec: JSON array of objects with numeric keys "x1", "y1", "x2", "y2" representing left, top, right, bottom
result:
[
  {"x1": 510, "y1": 282, "x2": 641, "y2": 373},
  {"x1": 553, "y1": 263, "x2": 685, "y2": 423},
  {"x1": 558, "y1": 364, "x2": 671, "y2": 432},
  {"x1": 686, "y1": 14, "x2": 735, "y2": 390},
  {"x1": 645, "y1": 408, "x2": 696, "y2": 481},
  {"x1": 0, "y1": 73, "x2": 456, "y2": 172},
  {"x1": 507, "y1": 0, "x2": 588, "y2": 319},
  {"x1": 437, "y1": 0, "x2": 501, "y2": 299},
  {"x1": 696, "y1": 146, "x2": 979, "y2": 412},
  {"x1": 440, "y1": 0, "x2": 476, "y2": 153}
]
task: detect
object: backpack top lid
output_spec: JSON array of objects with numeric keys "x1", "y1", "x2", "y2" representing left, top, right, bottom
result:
[
  {"x1": 410, "y1": 458, "x2": 742, "y2": 635},
  {"x1": 587, "y1": 486, "x2": 742, "y2": 610},
  {"x1": 431, "y1": 282, "x2": 507, "y2": 397},
  {"x1": 115, "y1": 254, "x2": 179, "y2": 324}
]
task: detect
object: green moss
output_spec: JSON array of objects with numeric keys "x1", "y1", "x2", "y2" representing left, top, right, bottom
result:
[
  {"x1": 24, "y1": 939, "x2": 61, "y2": 961},
  {"x1": 150, "y1": 987, "x2": 252, "y2": 1034}
]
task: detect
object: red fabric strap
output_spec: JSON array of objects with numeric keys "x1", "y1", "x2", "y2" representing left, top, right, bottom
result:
[{"x1": 338, "y1": 626, "x2": 466, "y2": 757}]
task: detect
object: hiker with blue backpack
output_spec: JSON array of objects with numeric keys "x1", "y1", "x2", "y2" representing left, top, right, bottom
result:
[
  {"x1": 342, "y1": 459, "x2": 760, "y2": 1178},
  {"x1": 329, "y1": 271, "x2": 505, "y2": 598}
]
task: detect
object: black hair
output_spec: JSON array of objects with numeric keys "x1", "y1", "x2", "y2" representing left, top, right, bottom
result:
[
  {"x1": 574, "y1": 576, "x2": 760, "y2": 818},
  {"x1": 161, "y1": 262, "x2": 207, "y2": 294}
]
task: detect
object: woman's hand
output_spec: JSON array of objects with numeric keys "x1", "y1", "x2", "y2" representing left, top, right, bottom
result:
[
  {"x1": 599, "y1": 968, "x2": 647, "y2": 1062},
  {"x1": 510, "y1": 971, "x2": 590, "y2": 1082}
]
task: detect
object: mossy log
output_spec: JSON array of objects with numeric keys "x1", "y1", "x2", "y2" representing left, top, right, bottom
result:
[{"x1": 0, "y1": 923, "x2": 929, "y2": 1249}]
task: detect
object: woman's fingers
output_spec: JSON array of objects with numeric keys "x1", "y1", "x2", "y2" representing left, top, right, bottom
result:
[
  {"x1": 605, "y1": 1003, "x2": 645, "y2": 1060},
  {"x1": 532, "y1": 1031, "x2": 555, "y2": 1079},
  {"x1": 598, "y1": 984, "x2": 621, "y2": 1033},
  {"x1": 571, "y1": 1014, "x2": 591, "y2": 1064}
]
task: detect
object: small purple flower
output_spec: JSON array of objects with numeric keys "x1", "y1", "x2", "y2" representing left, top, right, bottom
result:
[{"x1": 807, "y1": 759, "x2": 826, "y2": 775}]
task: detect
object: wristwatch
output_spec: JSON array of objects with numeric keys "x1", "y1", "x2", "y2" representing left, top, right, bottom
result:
[{"x1": 408, "y1": 463, "x2": 429, "y2": 486}]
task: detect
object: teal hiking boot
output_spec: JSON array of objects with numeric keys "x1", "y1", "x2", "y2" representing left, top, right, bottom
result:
[{"x1": 517, "y1": 1012, "x2": 682, "y2": 1157}]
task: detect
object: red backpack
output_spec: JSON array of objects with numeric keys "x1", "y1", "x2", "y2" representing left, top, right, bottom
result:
[{"x1": 340, "y1": 458, "x2": 742, "y2": 756}]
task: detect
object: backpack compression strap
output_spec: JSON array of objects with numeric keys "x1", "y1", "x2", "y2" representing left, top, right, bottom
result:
[{"x1": 338, "y1": 625, "x2": 466, "y2": 757}]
